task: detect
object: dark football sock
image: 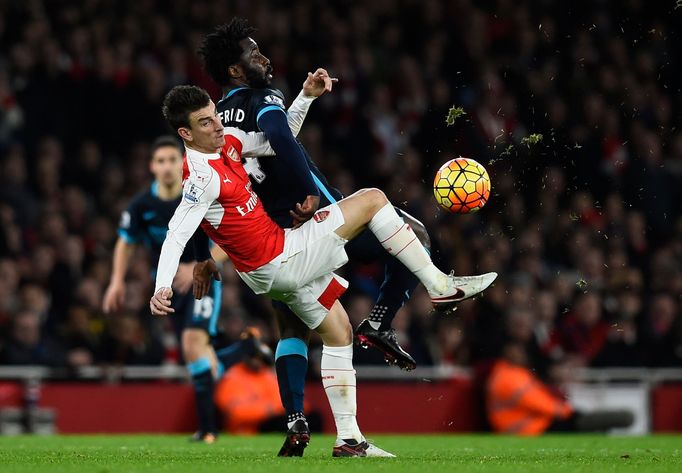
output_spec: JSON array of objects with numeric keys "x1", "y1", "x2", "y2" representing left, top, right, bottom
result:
[
  {"x1": 188, "y1": 357, "x2": 216, "y2": 435},
  {"x1": 370, "y1": 257, "x2": 420, "y2": 331},
  {"x1": 275, "y1": 338, "x2": 308, "y2": 427}
]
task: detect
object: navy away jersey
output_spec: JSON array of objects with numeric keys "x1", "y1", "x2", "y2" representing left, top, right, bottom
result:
[
  {"x1": 216, "y1": 87, "x2": 342, "y2": 228},
  {"x1": 118, "y1": 182, "x2": 196, "y2": 270}
]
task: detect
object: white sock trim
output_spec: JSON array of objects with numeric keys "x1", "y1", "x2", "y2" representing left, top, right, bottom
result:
[
  {"x1": 367, "y1": 203, "x2": 399, "y2": 234},
  {"x1": 322, "y1": 343, "x2": 354, "y2": 359},
  {"x1": 321, "y1": 343, "x2": 362, "y2": 441}
]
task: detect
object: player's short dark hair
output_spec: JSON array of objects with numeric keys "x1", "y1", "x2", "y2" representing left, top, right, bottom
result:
[
  {"x1": 161, "y1": 85, "x2": 211, "y2": 130},
  {"x1": 150, "y1": 135, "x2": 183, "y2": 156},
  {"x1": 198, "y1": 17, "x2": 257, "y2": 85}
]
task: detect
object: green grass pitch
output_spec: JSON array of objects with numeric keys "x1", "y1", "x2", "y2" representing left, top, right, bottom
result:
[{"x1": 0, "y1": 434, "x2": 680, "y2": 473}]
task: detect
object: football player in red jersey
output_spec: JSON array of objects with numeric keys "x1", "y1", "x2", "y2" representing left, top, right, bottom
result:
[
  {"x1": 102, "y1": 136, "x2": 274, "y2": 444},
  {"x1": 150, "y1": 85, "x2": 497, "y2": 457}
]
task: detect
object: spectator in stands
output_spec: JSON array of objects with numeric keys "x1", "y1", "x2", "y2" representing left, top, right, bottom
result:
[
  {"x1": 533, "y1": 290, "x2": 562, "y2": 362},
  {"x1": 60, "y1": 306, "x2": 101, "y2": 368},
  {"x1": 640, "y1": 294, "x2": 682, "y2": 367},
  {"x1": 0, "y1": 310, "x2": 66, "y2": 366},
  {"x1": 592, "y1": 286, "x2": 644, "y2": 367},
  {"x1": 98, "y1": 313, "x2": 164, "y2": 366},
  {"x1": 557, "y1": 292, "x2": 609, "y2": 365},
  {"x1": 487, "y1": 342, "x2": 633, "y2": 435},
  {"x1": 433, "y1": 317, "x2": 467, "y2": 366},
  {"x1": 0, "y1": 258, "x2": 20, "y2": 330}
]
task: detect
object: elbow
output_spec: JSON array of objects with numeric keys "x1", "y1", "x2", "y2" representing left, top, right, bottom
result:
[{"x1": 164, "y1": 231, "x2": 186, "y2": 252}]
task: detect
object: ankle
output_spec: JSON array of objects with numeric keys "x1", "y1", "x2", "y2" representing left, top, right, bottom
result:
[{"x1": 416, "y1": 264, "x2": 448, "y2": 294}]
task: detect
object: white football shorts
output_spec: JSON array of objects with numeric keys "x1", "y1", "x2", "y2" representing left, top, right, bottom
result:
[{"x1": 239, "y1": 203, "x2": 349, "y2": 329}]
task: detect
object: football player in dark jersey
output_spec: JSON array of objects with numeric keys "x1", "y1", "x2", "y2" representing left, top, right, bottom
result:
[
  {"x1": 103, "y1": 136, "x2": 271, "y2": 444},
  {"x1": 195, "y1": 18, "x2": 433, "y2": 456}
]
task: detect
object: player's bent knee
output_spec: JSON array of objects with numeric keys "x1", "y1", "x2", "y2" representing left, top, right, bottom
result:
[
  {"x1": 358, "y1": 187, "x2": 388, "y2": 215},
  {"x1": 334, "y1": 315, "x2": 353, "y2": 346},
  {"x1": 368, "y1": 187, "x2": 388, "y2": 205},
  {"x1": 315, "y1": 302, "x2": 354, "y2": 346}
]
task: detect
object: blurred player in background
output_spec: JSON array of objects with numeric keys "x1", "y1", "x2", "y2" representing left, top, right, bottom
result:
[
  {"x1": 149, "y1": 85, "x2": 496, "y2": 456},
  {"x1": 102, "y1": 136, "x2": 270, "y2": 444},
  {"x1": 196, "y1": 18, "x2": 433, "y2": 455}
]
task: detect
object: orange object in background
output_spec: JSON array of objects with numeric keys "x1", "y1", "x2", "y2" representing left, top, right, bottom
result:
[
  {"x1": 486, "y1": 358, "x2": 573, "y2": 435},
  {"x1": 214, "y1": 362, "x2": 285, "y2": 434}
]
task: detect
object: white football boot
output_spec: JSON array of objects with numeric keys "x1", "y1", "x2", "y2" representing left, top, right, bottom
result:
[
  {"x1": 429, "y1": 271, "x2": 498, "y2": 313},
  {"x1": 332, "y1": 438, "x2": 396, "y2": 458},
  {"x1": 364, "y1": 441, "x2": 396, "y2": 458}
]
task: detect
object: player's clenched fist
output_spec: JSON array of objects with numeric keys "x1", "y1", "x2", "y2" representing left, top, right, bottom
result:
[{"x1": 150, "y1": 287, "x2": 174, "y2": 316}]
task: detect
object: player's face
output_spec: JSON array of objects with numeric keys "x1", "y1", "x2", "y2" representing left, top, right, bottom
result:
[
  {"x1": 150, "y1": 146, "x2": 183, "y2": 186},
  {"x1": 238, "y1": 37, "x2": 272, "y2": 87},
  {"x1": 184, "y1": 101, "x2": 225, "y2": 152}
]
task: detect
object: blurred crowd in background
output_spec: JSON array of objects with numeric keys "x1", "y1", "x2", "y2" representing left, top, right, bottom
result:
[{"x1": 0, "y1": 0, "x2": 680, "y2": 385}]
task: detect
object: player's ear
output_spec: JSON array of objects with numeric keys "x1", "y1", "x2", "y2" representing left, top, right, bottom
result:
[
  {"x1": 228, "y1": 64, "x2": 242, "y2": 80},
  {"x1": 178, "y1": 127, "x2": 193, "y2": 143}
]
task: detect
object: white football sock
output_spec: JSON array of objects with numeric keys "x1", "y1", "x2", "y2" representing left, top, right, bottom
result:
[
  {"x1": 321, "y1": 344, "x2": 362, "y2": 442},
  {"x1": 367, "y1": 203, "x2": 447, "y2": 294}
]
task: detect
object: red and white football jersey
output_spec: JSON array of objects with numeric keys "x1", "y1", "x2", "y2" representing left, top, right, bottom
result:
[{"x1": 155, "y1": 134, "x2": 284, "y2": 291}]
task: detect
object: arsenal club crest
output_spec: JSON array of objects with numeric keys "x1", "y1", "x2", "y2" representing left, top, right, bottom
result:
[
  {"x1": 226, "y1": 145, "x2": 240, "y2": 162},
  {"x1": 313, "y1": 210, "x2": 330, "y2": 223}
]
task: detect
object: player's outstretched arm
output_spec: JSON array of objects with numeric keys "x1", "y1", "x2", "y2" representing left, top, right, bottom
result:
[
  {"x1": 288, "y1": 68, "x2": 337, "y2": 137},
  {"x1": 102, "y1": 237, "x2": 135, "y2": 313},
  {"x1": 284, "y1": 91, "x2": 315, "y2": 138},
  {"x1": 104, "y1": 201, "x2": 145, "y2": 313},
  {"x1": 150, "y1": 176, "x2": 217, "y2": 316}
]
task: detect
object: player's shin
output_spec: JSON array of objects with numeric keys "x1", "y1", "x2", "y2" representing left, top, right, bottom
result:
[
  {"x1": 321, "y1": 344, "x2": 363, "y2": 442},
  {"x1": 370, "y1": 258, "x2": 419, "y2": 330},
  {"x1": 187, "y1": 357, "x2": 217, "y2": 436},
  {"x1": 274, "y1": 338, "x2": 308, "y2": 426},
  {"x1": 367, "y1": 203, "x2": 448, "y2": 294}
]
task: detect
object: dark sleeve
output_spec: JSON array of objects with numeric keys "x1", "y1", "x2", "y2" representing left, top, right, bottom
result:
[
  {"x1": 118, "y1": 198, "x2": 142, "y2": 244},
  {"x1": 190, "y1": 227, "x2": 211, "y2": 261},
  {"x1": 300, "y1": 143, "x2": 343, "y2": 204},
  {"x1": 256, "y1": 107, "x2": 320, "y2": 197}
]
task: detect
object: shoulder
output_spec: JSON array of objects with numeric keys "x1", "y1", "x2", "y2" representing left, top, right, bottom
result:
[
  {"x1": 183, "y1": 156, "x2": 218, "y2": 203},
  {"x1": 252, "y1": 87, "x2": 285, "y2": 99},
  {"x1": 126, "y1": 188, "x2": 153, "y2": 212},
  {"x1": 119, "y1": 189, "x2": 150, "y2": 235},
  {"x1": 254, "y1": 88, "x2": 286, "y2": 109},
  {"x1": 184, "y1": 155, "x2": 214, "y2": 183}
]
